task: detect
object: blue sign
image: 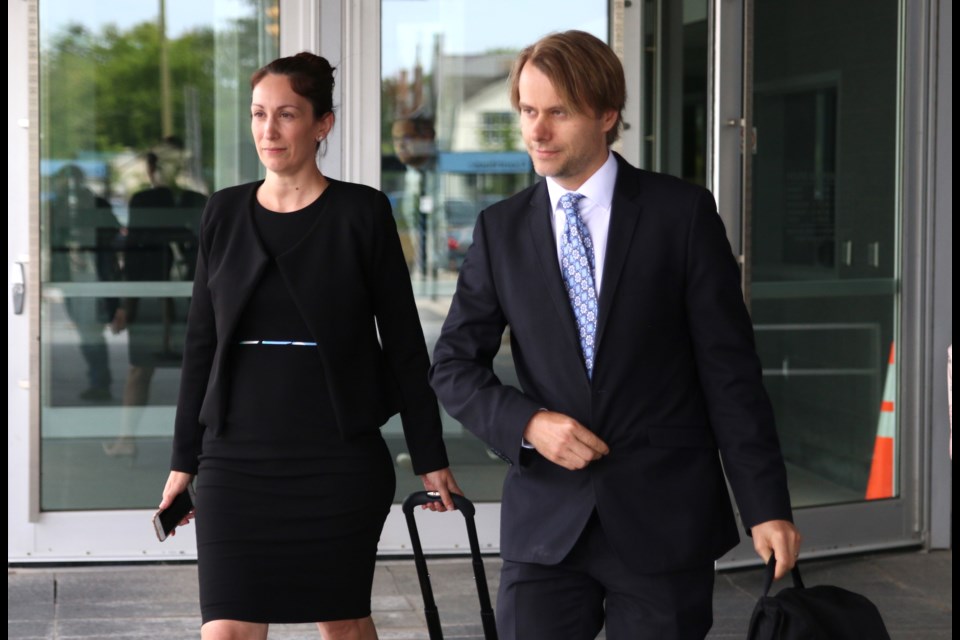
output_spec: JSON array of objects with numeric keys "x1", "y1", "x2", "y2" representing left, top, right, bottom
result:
[
  {"x1": 40, "y1": 158, "x2": 109, "y2": 179},
  {"x1": 437, "y1": 151, "x2": 532, "y2": 174}
]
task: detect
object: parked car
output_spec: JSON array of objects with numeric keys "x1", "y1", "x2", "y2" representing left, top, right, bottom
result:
[
  {"x1": 444, "y1": 196, "x2": 507, "y2": 271},
  {"x1": 444, "y1": 199, "x2": 478, "y2": 271}
]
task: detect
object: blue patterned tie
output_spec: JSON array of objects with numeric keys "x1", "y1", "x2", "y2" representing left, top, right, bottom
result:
[{"x1": 559, "y1": 192, "x2": 598, "y2": 378}]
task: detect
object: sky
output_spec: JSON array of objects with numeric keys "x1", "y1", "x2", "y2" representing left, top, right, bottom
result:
[
  {"x1": 39, "y1": 0, "x2": 245, "y2": 41},
  {"x1": 382, "y1": 0, "x2": 607, "y2": 77},
  {"x1": 40, "y1": 0, "x2": 608, "y2": 79}
]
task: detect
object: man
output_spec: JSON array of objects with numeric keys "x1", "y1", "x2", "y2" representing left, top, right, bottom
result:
[
  {"x1": 48, "y1": 164, "x2": 122, "y2": 402},
  {"x1": 429, "y1": 31, "x2": 800, "y2": 640}
]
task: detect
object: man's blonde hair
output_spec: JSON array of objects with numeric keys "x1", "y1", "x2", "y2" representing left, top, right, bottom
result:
[{"x1": 509, "y1": 30, "x2": 626, "y2": 146}]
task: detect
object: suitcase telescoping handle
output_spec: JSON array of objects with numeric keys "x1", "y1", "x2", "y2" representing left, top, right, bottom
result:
[{"x1": 402, "y1": 491, "x2": 498, "y2": 640}]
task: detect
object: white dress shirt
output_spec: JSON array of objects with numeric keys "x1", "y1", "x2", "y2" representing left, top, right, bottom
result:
[
  {"x1": 522, "y1": 153, "x2": 618, "y2": 450},
  {"x1": 545, "y1": 151, "x2": 618, "y2": 296}
]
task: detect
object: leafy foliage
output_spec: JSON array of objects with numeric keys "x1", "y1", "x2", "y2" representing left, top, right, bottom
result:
[{"x1": 43, "y1": 21, "x2": 215, "y2": 159}]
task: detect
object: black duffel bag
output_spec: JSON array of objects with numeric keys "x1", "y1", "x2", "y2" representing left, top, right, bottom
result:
[{"x1": 746, "y1": 553, "x2": 891, "y2": 639}]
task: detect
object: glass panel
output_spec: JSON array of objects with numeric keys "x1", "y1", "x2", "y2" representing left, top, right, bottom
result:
[
  {"x1": 39, "y1": 0, "x2": 279, "y2": 510},
  {"x1": 640, "y1": 0, "x2": 708, "y2": 185},
  {"x1": 381, "y1": 0, "x2": 609, "y2": 501},
  {"x1": 750, "y1": 0, "x2": 900, "y2": 507}
]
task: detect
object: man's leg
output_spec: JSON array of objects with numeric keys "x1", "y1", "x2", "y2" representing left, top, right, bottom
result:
[
  {"x1": 496, "y1": 556, "x2": 605, "y2": 640},
  {"x1": 496, "y1": 512, "x2": 617, "y2": 640},
  {"x1": 602, "y1": 563, "x2": 714, "y2": 640},
  {"x1": 76, "y1": 325, "x2": 112, "y2": 400},
  {"x1": 584, "y1": 514, "x2": 715, "y2": 640}
]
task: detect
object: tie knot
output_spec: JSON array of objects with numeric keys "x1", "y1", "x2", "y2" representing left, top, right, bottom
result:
[{"x1": 560, "y1": 192, "x2": 584, "y2": 214}]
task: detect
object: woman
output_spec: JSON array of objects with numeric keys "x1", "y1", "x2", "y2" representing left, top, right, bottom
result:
[{"x1": 159, "y1": 52, "x2": 461, "y2": 640}]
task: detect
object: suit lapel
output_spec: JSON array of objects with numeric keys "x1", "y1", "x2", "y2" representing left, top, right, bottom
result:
[
  {"x1": 596, "y1": 157, "x2": 643, "y2": 352},
  {"x1": 525, "y1": 182, "x2": 584, "y2": 358}
]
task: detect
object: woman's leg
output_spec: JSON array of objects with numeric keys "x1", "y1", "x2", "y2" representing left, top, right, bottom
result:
[
  {"x1": 200, "y1": 619, "x2": 268, "y2": 640},
  {"x1": 103, "y1": 365, "x2": 155, "y2": 456},
  {"x1": 317, "y1": 616, "x2": 378, "y2": 640}
]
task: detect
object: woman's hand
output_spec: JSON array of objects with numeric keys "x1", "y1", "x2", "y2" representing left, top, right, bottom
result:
[
  {"x1": 419, "y1": 467, "x2": 463, "y2": 512},
  {"x1": 159, "y1": 470, "x2": 196, "y2": 534},
  {"x1": 109, "y1": 307, "x2": 127, "y2": 334}
]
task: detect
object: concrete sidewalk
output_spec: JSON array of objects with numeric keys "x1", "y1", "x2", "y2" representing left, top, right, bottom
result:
[{"x1": 8, "y1": 549, "x2": 951, "y2": 639}]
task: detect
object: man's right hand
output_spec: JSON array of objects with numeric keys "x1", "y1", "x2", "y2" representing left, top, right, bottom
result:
[{"x1": 523, "y1": 411, "x2": 609, "y2": 470}]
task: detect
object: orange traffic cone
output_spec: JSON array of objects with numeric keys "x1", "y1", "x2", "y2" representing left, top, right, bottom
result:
[{"x1": 866, "y1": 342, "x2": 896, "y2": 499}]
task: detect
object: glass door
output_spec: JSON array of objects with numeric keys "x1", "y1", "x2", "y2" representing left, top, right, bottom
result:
[
  {"x1": 750, "y1": 0, "x2": 901, "y2": 506},
  {"x1": 611, "y1": 0, "x2": 916, "y2": 563},
  {"x1": 377, "y1": 0, "x2": 612, "y2": 545},
  {"x1": 25, "y1": 0, "x2": 278, "y2": 560},
  {"x1": 716, "y1": 0, "x2": 917, "y2": 564}
]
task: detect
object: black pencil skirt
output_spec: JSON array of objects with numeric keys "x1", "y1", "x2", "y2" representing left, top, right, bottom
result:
[{"x1": 194, "y1": 431, "x2": 396, "y2": 624}]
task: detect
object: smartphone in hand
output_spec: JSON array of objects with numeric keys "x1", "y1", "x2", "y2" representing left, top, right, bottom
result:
[{"x1": 153, "y1": 484, "x2": 196, "y2": 542}]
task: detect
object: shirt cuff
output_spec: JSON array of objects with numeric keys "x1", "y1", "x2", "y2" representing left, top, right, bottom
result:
[{"x1": 521, "y1": 407, "x2": 549, "y2": 449}]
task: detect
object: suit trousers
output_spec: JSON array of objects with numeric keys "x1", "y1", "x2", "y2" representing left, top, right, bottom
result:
[{"x1": 496, "y1": 511, "x2": 715, "y2": 640}]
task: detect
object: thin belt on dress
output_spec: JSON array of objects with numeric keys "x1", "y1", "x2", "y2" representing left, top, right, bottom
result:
[{"x1": 238, "y1": 340, "x2": 317, "y2": 346}]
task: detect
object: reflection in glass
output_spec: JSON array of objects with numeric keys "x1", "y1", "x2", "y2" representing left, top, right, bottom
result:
[
  {"x1": 103, "y1": 141, "x2": 208, "y2": 459},
  {"x1": 381, "y1": 0, "x2": 608, "y2": 500},
  {"x1": 750, "y1": 0, "x2": 900, "y2": 507},
  {"x1": 39, "y1": 0, "x2": 279, "y2": 510},
  {"x1": 47, "y1": 164, "x2": 123, "y2": 404},
  {"x1": 640, "y1": 0, "x2": 708, "y2": 185}
]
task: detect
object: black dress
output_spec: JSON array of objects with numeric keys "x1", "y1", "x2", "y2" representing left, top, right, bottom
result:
[{"x1": 195, "y1": 191, "x2": 396, "y2": 623}]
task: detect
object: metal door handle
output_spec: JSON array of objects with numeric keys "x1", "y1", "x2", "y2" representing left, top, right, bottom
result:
[{"x1": 11, "y1": 262, "x2": 25, "y2": 315}]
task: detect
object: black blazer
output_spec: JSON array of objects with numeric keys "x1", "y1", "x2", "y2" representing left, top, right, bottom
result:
[
  {"x1": 429, "y1": 154, "x2": 792, "y2": 574},
  {"x1": 171, "y1": 180, "x2": 448, "y2": 476}
]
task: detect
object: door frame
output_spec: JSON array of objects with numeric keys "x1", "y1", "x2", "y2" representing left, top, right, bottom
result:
[{"x1": 8, "y1": 0, "x2": 38, "y2": 561}]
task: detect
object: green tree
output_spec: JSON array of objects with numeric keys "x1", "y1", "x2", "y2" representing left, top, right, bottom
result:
[{"x1": 42, "y1": 20, "x2": 215, "y2": 182}]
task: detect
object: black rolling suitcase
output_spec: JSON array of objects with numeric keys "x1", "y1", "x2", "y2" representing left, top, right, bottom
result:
[{"x1": 402, "y1": 491, "x2": 498, "y2": 640}]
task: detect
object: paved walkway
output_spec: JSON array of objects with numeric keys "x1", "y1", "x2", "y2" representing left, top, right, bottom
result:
[{"x1": 8, "y1": 549, "x2": 951, "y2": 639}]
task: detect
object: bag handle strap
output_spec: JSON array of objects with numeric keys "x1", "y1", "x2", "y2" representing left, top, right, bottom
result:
[{"x1": 762, "y1": 552, "x2": 805, "y2": 595}]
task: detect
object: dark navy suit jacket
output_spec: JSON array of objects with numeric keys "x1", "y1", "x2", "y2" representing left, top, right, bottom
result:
[{"x1": 429, "y1": 154, "x2": 792, "y2": 573}]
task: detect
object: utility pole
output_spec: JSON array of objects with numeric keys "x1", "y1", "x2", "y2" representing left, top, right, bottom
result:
[{"x1": 159, "y1": 0, "x2": 173, "y2": 137}]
